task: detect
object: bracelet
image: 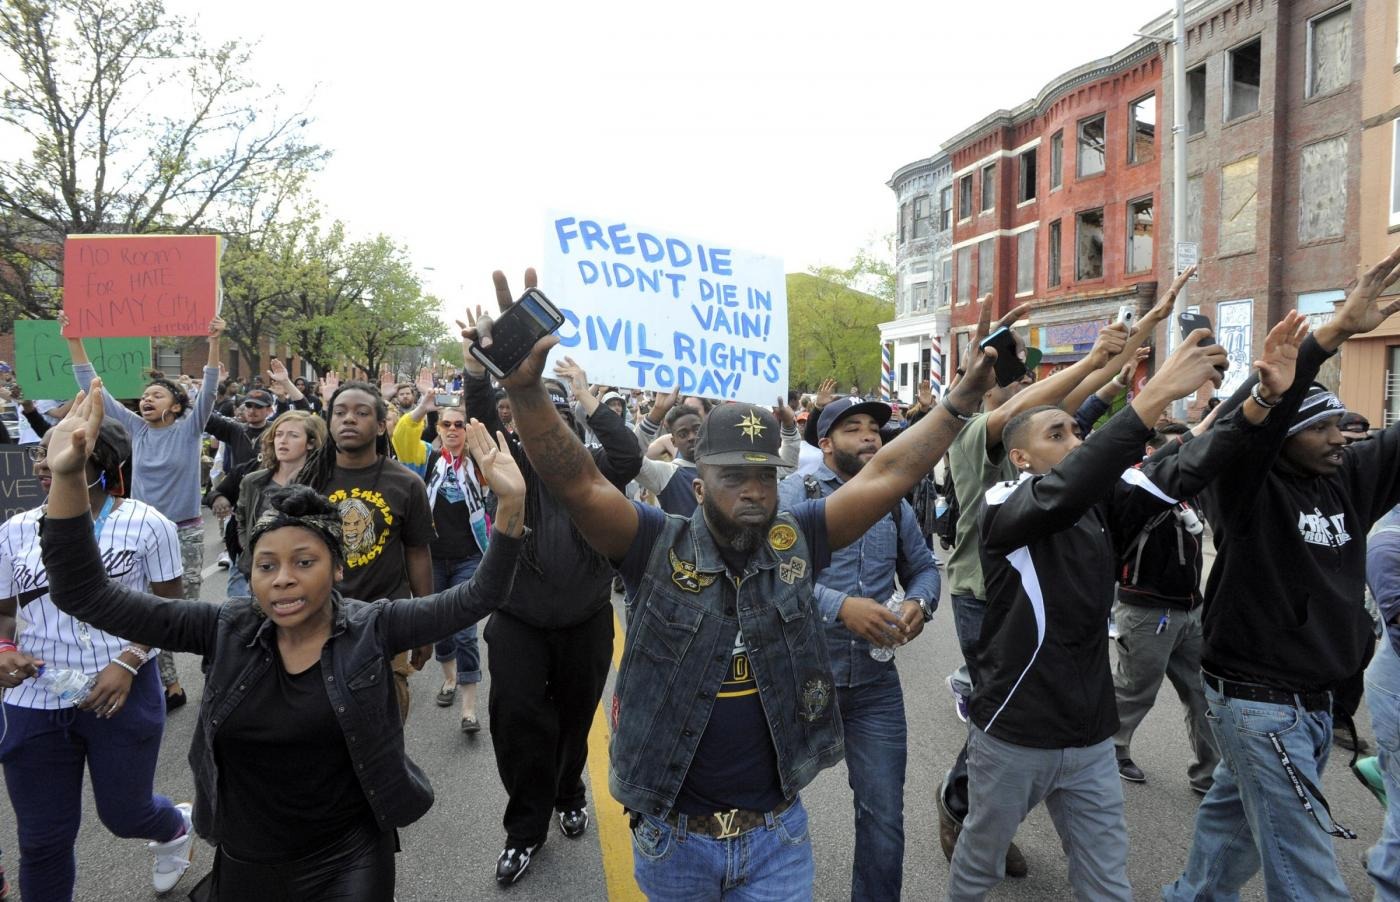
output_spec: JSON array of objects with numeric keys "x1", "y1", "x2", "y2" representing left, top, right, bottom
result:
[
  {"x1": 120, "y1": 645, "x2": 151, "y2": 666},
  {"x1": 941, "y1": 397, "x2": 974, "y2": 422},
  {"x1": 0, "y1": 639, "x2": 17, "y2": 654},
  {"x1": 1249, "y1": 383, "x2": 1279, "y2": 409},
  {"x1": 111, "y1": 658, "x2": 140, "y2": 677}
]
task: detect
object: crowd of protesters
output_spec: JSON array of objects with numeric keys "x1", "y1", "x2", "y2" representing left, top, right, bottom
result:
[{"x1": 0, "y1": 249, "x2": 1397, "y2": 902}]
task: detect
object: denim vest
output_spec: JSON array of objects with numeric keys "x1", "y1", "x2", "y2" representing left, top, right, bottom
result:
[{"x1": 608, "y1": 506, "x2": 844, "y2": 817}]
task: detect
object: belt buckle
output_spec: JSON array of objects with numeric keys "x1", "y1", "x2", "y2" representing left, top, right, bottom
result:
[{"x1": 713, "y1": 808, "x2": 741, "y2": 839}]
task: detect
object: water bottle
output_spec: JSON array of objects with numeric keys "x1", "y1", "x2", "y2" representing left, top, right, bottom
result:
[
  {"x1": 34, "y1": 666, "x2": 95, "y2": 706},
  {"x1": 870, "y1": 597, "x2": 905, "y2": 662}
]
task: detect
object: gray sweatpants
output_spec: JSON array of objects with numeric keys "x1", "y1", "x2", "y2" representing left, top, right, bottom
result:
[
  {"x1": 948, "y1": 727, "x2": 1131, "y2": 902},
  {"x1": 1111, "y1": 601, "x2": 1218, "y2": 792}
]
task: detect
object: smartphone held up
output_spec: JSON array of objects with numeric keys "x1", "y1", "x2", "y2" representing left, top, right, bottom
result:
[{"x1": 469, "y1": 288, "x2": 567, "y2": 379}]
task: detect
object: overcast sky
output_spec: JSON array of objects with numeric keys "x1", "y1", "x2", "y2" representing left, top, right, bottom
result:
[{"x1": 175, "y1": 1, "x2": 1167, "y2": 310}]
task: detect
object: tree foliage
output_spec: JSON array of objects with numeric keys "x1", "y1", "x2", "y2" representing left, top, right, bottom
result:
[
  {"x1": 0, "y1": 0, "x2": 325, "y2": 321},
  {"x1": 786, "y1": 271, "x2": 893, "y2": 392}
]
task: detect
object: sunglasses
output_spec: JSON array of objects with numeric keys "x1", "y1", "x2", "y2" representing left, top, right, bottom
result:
[{"x1": 438, "y1": 420, "x2": 467, "y2": 430}]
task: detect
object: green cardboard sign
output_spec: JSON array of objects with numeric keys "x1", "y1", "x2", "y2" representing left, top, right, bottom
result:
[{"x1": 13, "y1": 320, "x2": 152, "y2": 400}]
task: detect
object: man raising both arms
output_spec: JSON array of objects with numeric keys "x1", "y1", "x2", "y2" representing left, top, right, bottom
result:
[{"x1": 471, "y1": 268, "x2": 1005, "y2": 900}]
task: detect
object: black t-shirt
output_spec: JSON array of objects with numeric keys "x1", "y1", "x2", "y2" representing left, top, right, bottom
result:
[
  {"x1": 214, "y1": 653, "x2": 374, "y2": 862},
  {"x1": 325, "y1": 458, "x2": 435, "y2": 602}
]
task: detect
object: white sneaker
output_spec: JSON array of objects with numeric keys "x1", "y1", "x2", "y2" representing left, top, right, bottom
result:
[
  {"x1": 149, "y1": 802, "x2": 194, "y2": 894},
  {"x1": 217, "y1": 551, "x2": 231, "y2": 570}
]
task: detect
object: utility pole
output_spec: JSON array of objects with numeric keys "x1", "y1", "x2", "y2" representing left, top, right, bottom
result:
[{"x1": 1170, "y1": 0, "x2": 1190, "y2": 420}]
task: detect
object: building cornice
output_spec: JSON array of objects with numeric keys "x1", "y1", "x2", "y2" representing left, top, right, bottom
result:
[{"x1": 887, "y1": 151, "x2": 951, "y2": 192}]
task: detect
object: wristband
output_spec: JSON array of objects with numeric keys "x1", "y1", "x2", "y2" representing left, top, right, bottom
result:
[
  {"x1": 0, "y1": 639, "x2": 17, "y2": 654},
  {"x1": 120, "y1": 645, "x2": 151, "y2": 666},
  {"x1": 941, "y1": 397, "x2": 974, "y2": 423},
  {"x1": 111, "y1": 658, "x2": 140, "y2": 677},
  {"x1": 1249, "y1": 383, "x2": 1279, "y2": 409}
]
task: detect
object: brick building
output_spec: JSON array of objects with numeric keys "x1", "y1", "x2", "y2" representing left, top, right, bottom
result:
[
  {"x1": 1147, "y1": 0, "x2": 1361, "y2": 404},
  {"x1": 942, "y1": 39, "x2": 1163, "y2": 375},
  {"x1": 883, "y1": 152, "x2": 952, "y2": 402}
]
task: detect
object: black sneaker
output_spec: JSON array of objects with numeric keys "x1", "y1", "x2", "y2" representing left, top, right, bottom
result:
[
  {"x1": 558, "y1": 808, "x2": 589, "y2": 838},
  {"x1": 1118, "y1": 757, "x2": 1147, "y2": 783},
  {"x1": 495, "y1": 841, "x2": 541, "y2": 886}
]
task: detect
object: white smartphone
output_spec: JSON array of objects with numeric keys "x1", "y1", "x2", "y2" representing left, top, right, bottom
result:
[{"x1": 1116, "y1": 305, "x2": 1136, "y2": 328}]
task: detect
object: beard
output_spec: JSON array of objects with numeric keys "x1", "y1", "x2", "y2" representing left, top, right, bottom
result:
[
  {"x1": 832, "y1": 447, "x2": 868, "y2": 478},
  {"x1": 702, "y1": 492, "x2": 775, "y2": 554}
]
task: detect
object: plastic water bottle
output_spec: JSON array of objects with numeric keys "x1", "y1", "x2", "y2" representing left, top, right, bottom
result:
[
  {"x1": 869, "y1": 597, "x2": 905, "y2": 662},
  {"x1": 34, "y1": 666, "x2": 95, "y2": 705}
]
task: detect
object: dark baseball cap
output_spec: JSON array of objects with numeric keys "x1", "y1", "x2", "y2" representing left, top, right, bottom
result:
[
  {"x1": 96, "y1": 420, "x2": 132, "y2": 462},
  {"x1": 816, "y1": 398, "x2": 892, "y2": 440},
  {"x1": 694, "y1": 403, "x2": 784, "y2": 467},
  {"x1": 243, "y1": 389, "x2": 275, "y2": 408}
]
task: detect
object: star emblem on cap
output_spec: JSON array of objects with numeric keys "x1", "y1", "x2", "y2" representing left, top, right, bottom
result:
[{"x1": 736, "y1": 411, "x2": 767, "y2": 442}]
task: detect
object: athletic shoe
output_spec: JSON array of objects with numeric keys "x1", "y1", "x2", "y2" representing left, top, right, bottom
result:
[
  {"x1": 945, "y1": 674, "x2": 969, "y2": 724},
  {"x1": 495, "y1": 841, "x2": 542, "y2": 885},
  {"x1": 149, "y1": 802, "x2": 195, "y2": 894},
  {"x1": 435, "y1": 684, "x2": 456, "y2": 707},
  {"x1": 216, "y1": 552, "x2": 230, "y2": 570},
  {"x1": 558, "y1": 807, "x2": 589, "y2": 838},
  {"x1": 1117, "y1": 757, "x2": 1147, "y2": 783}
]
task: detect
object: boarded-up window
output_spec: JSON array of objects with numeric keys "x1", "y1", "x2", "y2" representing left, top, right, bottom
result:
[
  {"x1": 957, "y1": 247, "x2": 972, "y2": 303},
  {"x1": 1076, "y1": 209, "x2": 1104, "y2": 280},
  {"x1": 1220, "y1": 156, "x2": 1258, "y2": 255},
  {"x1": 1016, "y1": 228, "x2": 1036, "y2": 295},
  {"x1": 1048, "y1": 221, "x2": 1062, "y2": 287},
  {"x1": 978, "y1": 238, "x2": 995, "y2": 296},
  {"x1": 1127, "y1": 198, "x2": 1154, "y2": 273},
  {"x1": 1308, "y1": 6, "x2": 1351, "y2": 98},
  {"x1": 1186, "y1": 176, "x2": 1204, "y2": 245},
  {"x1": 1129, "y1": 95, "x2": 1155, "y2": 164},
  {"x1": 1227, "y1": 40, "x2": 1261, "y2": 121},
  {"x1": 1187, "y1": 66, "x2": 1206, "y2": 136},
  {"x1": 1299, "y1": 136, "x2": 1347, "y2": 243}
]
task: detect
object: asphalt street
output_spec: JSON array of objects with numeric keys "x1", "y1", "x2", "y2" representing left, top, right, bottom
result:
[{"x1": 0, "y1": 523, "x2": 1388, "y2": 900}]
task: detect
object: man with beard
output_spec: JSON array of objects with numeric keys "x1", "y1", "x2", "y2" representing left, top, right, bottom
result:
[
  {"x1": 459, "y1": 329, "x2": 641, "y2": 887},
  {"x1": 472, "y1": 268, "x2": 1004, "y2": 900},
  {"x1": 777, "y1": 396, "x2": 939, "y2": 900}
]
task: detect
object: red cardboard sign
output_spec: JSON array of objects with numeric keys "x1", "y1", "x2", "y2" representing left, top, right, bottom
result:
[{"x1": 62, "y1": 235, "x2": 221, "y2": 338}]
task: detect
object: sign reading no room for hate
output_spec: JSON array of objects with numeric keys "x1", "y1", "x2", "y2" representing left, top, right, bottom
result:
[
  {"x1": 63, "y1": 234, "x2": 222, "y2": 338},
  {"x1": 542, "y1": 213, "x2": 788, "y2": 406}
]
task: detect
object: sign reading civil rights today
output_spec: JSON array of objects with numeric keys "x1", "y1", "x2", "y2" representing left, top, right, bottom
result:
[
  {"x1": 542, "y1": 213, "x2": 788, "y2": 406},
  {"x1": 63, "y1": 234, "x2": 223, "y2": 338},
  {"x1": 13, "y1": 320, "x2": 151, "y2": 400}
]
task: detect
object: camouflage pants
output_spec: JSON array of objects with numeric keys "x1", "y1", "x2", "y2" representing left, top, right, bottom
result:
[{"x1": 157, "y1": 522, "x2": 206, "y2": 688}]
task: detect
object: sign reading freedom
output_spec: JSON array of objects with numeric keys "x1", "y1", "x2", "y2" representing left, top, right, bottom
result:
[
  {"x1": 541, "y1": 213, "x2": 788, "y2": 406},
  {"x1": 63, "y1": 234, "x2": 222, "y2": 338},
  {"x1": 13, "y1": 320, "x2": 152, "y2": 400}
]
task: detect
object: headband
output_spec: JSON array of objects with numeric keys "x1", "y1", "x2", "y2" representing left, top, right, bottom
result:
[{"x1": 247, "y1": 506, "x2": 344, "y2": 561}]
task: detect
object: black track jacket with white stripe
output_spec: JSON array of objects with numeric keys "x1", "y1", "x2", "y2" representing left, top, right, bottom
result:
[{"x1": 972, "y1": 405, "x2": 1262, "y2": 749}]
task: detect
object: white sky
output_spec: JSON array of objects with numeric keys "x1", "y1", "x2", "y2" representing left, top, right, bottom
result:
[{"x1": 175, "y1": 1, "x2": 1166, "y2": 310}]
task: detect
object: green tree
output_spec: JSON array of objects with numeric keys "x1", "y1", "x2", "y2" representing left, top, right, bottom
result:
[
  {"x1": 0, "y1": 0, "x2": 325, "y2": 320},
  {"x1": 786, "y1": 270, "x2": 894, "y2": 392}
]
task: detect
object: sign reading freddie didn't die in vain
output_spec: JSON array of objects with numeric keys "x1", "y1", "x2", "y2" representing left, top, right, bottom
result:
[
  {"x1": 542, "y1": 213, "x2": 787, "y2": 406},
  {"x1": 62, "y1": 234, "x2": 222, "y2": 338}
]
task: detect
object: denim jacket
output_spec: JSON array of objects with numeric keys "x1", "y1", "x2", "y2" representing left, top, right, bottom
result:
[
  {"x1": 611, "y1": 503, "x2": 843, "y2": 817},
  {"x1": 39, "y1": 512, "x2": 522, "y2": 844},
  {"x1": 779, "y1": 464, "x2": 940, "y2": 687}
]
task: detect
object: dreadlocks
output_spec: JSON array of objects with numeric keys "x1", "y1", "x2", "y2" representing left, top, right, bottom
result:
[{"x1": 294, "y1": 381, "x2": 390, "y2": 493}]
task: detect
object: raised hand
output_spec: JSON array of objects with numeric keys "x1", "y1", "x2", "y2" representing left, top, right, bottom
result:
[
  {"x1": 552, "y1": 356, "x2": 591, "y2": 398},
  {"x1": 1148, "y1": 330, "x2": 1230, "y2": 400},
  {"x1": 457, "y1": 306, "x2": 488, "y2": 376},
  {"x1": 1253, "y1": 311, "x2": 1310, "y2": 401},
  {"x1": 416, "y1": 368, "x2": 434, "y2": 397},
  {"x1": 1089, "y1": 321, "x2": 1130, "y2": 368},
  {"x1": 267, "y1": 358, "x2": 293, "y2": 387},
  {"x1": 773, "y1": 396, "x2": 796, "y2": 429},
  {"x1": 207, "y1": 315, "x2": 225, "y2": 341},
  {"x1": 319, "y1": 370, "x2": 340, "y2": 405},
  {"x1": 1323, "y1": 246, "x2": 1400, "y2": 346},
  {"x1": 949, "y1": 298, "x2": 1029, "y2": 408},
  {"x1": 467, "y1": 269, "x2": 558, "y2": 391},
  {"x1": 916, "y1": 379, "x2": 934, "y2": 409},
  {"x1": 47, "y1": 382, "x2": 105, "y2": 476},
  {"x1": 465, "y1": 418, "x2": 525, "y2": 500},
  {"x1": 1139, "y1": 265, "x2": 1197, "y2": 333},
  {"x1": 378, "y1": 367, "x2": 396, "y2": 399},
  {"x1": 814, "y1": 378, "x2": 838, "y2": 408}
]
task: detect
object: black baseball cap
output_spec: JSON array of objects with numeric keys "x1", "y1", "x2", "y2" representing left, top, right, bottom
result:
[
  {"x1": 694, "y1": 404, "x2": 784, "y2": 467},
  {"x1": 243, "y1": 389, "x2": 275, "y2": 408},
  {"x1": 816, "y1": 398, "x2": 892, "y2": 440}
]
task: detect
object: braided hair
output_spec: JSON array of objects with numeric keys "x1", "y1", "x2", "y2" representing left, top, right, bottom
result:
[{"x1": 294, "y1": 381, "x2": 389, "y2": 493}]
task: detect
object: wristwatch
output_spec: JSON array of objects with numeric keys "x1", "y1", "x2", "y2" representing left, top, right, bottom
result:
[{"x1": 910, "y1": 597, "x2": 935, "y2": 623}]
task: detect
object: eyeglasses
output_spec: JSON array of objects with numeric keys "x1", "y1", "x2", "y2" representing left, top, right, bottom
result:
[
  {"x1": 438, "y1": 421, "x2": 467, "y2": 430},
  {"x1": 26, "y1": 446, "x2": 46, "y2": 462}
]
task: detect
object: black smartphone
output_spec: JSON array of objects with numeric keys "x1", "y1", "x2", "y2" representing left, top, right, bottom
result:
[
  {"x1": 979, "y1": 326, "x2": 1027, "y2": 387},
  {"x1": 1177, "y1": 311, "x2": 1215, "y2": 346},
  {"x1": 469, "y1": 288, "x2": 567, "y2": 379}
]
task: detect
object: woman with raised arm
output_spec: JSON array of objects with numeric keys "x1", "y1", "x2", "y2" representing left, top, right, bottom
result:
[{"x1": 36, "y1": 381, "x2": 528, "y2": 902}]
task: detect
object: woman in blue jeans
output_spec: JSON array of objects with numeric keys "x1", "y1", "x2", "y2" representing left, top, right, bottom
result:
[
  {"x1": 0, "y1": 422, "x2": 193, "y2": 900},
  {"x1": 1366, "y1": 504, "x2": 1400, "y2": 898},
  {"x1": 426, "y1": 407, "x2": 492, "y2": 732}
]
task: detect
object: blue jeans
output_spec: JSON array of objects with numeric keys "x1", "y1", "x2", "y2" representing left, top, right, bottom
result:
[
  {"x1": 1163, "y1": 679, "x2": 1349, "y2": 901},
  {"x1": 837, "y1": 667, "x2": 906, "y2": 901},
  {"x1": 1366, "y1": 639, "x2": 1400, "y2": 899},
  {"x1": 0, "y1": 665, "x2": 184, "y2": 901},
  {"x1": 226, "y1": 551, "x2": 250, "y2": 599},
  {"x1": 431, "y1": 556, "x2": 482, "y2": 683},
  {"x1": 631, "y1": 797, "x2": 813, "y2": 901},
  {"x1": 945, "y1": 594, "x2": 988, "y2": 818}
]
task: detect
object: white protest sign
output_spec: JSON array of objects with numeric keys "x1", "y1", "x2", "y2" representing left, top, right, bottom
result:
[{"x1": 541, "y1": 212, "x2": 788, "y2": 406}]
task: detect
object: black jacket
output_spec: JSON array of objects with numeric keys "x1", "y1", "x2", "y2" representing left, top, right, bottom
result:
[
  {"x1": 39, "y1": 510, "x2": 522, "y2": 844},
  {"x1": 464, "y1": 373, "x2": 642, "y2": 628},
  {"x1": 1116, "y1": 439, "x2": 1205, "y2": 611},
  {"x1": 1202, "y1": 336, "x2": 1400, "y2": 691},
  {"x1": 974, "y1": 405, "x2": 1259, "y2": 748}
]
